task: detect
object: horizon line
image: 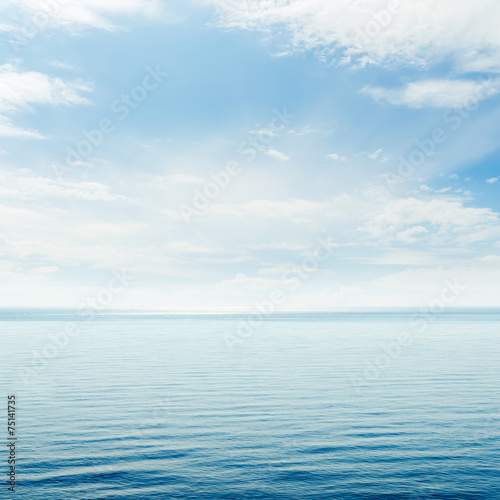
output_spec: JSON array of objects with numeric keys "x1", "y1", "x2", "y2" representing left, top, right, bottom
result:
[{"x1": 1, "y1": 306, "x2": 499, "y2": 313}]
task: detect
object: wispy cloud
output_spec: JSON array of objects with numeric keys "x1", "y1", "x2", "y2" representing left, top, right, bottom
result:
[
  {"x1": 2, "y1": 0, "x2": 500, "y2": 307},
  {"x1": 265, "y1": 148, "x2": 290, "y2": 161},
  {"x1": 0, "y1": 117, "x2": 46, "y2": 139},
  {"x1": 362, "y1": 79, "x2": 500, "y2": 108},
  {"x1": 0, "y1": 64, "x2": 93, "y2": 139},
  {"x1": 327, "y1": 153, "x2": 347, "y2": 161},
  {"x1": 360, "y1": 196, "x2": 500, "y2": 244},
  {"x1": 0, "y1": 168, "x2": 130, "y2": 202},
  {"x1": 4, "y1": 0, "x2": 166, "y2": 33},
  {"x1": 204, "y1": 0, "x2": 500, "y2": 70}
]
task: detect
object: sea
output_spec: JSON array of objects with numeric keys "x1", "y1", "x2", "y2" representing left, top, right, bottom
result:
[{"x1": 0, "y1": 309, "x2": 499, "y2": 499}]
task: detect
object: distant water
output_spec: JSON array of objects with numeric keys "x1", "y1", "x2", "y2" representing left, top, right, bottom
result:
[{"x1": 1, "y1": 310, "x2": 499, "y2": 499}]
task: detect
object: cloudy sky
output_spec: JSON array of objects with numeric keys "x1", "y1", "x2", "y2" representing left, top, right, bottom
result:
[{"x1": 1, "y1": 0, "x2": 499, "y2": 308}]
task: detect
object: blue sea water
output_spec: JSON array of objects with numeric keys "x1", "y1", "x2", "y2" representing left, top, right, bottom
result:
[{"x1": 0, "y1": 310, "x2": 499, "y2": 499}]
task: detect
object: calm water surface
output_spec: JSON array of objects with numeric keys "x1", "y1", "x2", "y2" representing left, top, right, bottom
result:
[{"x1": 0, "y1": 311, "x2": 499, "y2": 499}]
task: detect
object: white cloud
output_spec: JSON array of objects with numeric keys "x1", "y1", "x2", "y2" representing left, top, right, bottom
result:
[
  {"x1": 0, "y1": 168, "x2": 129, "y2": 202},
  {"x1": 209, "y1": 195, "x2": 353, "y2": 220},
  {"x1": 349, "y1": 250, "x2": 445, "y2": 267},
  {"x1": 366, "y1": 258, "x2": 500, "y2": 307},
  {"x1": 203, "y1": 0, "x2": 500, "y2": 71},
  {"x1": 362, "y1": 79, "x2": 500, "y2": 108},
  {"x1": 395, "y1": 225, "x2": 428, "y2": 244},
  {"x1": 0, "y1": 64, "x2": 93, "y2": 139},
  {"x1": 327, "y1": 153, "x2": 347, "y2": 161},
  {"x1": 211, "y1": 199, "x2": 321, "y2": 218},
  {"x1": 361, "y1": 196, "x2": 499, "y2": 243},
  {"x1": 249, "y1": 127, "x2": 279, "y2": 138},
  {"x1": 288, "y1": 126, "x2": 316, "y2": 136},
  {"x1": 0, "y1": 64, "x2": 92, "y2": 111},
  {"x1": 265, "y1": 148, "x2": 290, "y2": 161},
  {"x1": 0, "y1": 117, "x2": 45, "y2": 139},
  {"x1": 47, "y1": 60, "x2": 76, "y2": 70},
  {"x1": 459, "y1": 51, "x2": 500, "y2": 74},
  {"x1": 368, "y1": 148, "x2": 383, "y2": 160},
  {"x1": 486, "y1": 177, "x2": 498, "y2": 184},
  {"x1": 195, "y1": 0, "x2": 500, "y2": 211},
  {"x1": 5, "y1": 0, "x2": 165, "y2": 34}
]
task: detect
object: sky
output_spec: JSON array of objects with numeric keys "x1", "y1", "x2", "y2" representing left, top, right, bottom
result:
[{"x1": 0, "y1": 0, "x2": 499, "y2": 309}]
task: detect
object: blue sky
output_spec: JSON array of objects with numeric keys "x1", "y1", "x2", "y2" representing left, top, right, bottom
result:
[{"x1": 1, "y1": 0, "x2": 499, "y2": 308}]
